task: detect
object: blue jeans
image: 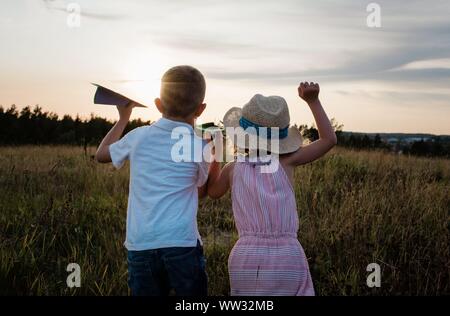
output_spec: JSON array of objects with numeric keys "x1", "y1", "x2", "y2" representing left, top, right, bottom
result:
[{"x1": 127, "y1": 241, "x2": 207, "y2": 296}]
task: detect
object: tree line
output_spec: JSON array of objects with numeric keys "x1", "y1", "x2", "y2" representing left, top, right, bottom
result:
[
  {"x1": 1, "y1": 105, "x2": 449, "y2": 158},
  {"x1": 299, "y1": 120, "x2": 450, "y2": 158},
  {"x1": 0, "y1": 105, "x2": 149, "y2": 147}
]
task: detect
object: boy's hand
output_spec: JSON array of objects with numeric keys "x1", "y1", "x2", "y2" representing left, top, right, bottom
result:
[
  {"x1": 96, "y1": 102, "x2": 135, "y2": 164},
  {"x1": 298, "y1": 82, "x2": 320, "y2": 104},
  {"x1": 117, "y1": 102, "x2": 136, "y2": 121}
]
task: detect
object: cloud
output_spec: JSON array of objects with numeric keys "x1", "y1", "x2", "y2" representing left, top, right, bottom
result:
[
  {"x1": 109, "y1": 79, "x2": 145, "y2": 83},
  {"x1": 128, "y1": 0, "x2": 450, "y2": 88},
  {"x1": 392, "y1": 58, "x2": 450, "y2": 71},
  {"x1": 149, "y1": 33, "x2": 301, "y2": 61},
  {"x1": 152, "y1": 35, "x2": 255, "y2": 53},
  {"x1": 202, "y1": 19, "x2": 450, "y2": 85},
  {"x1": 41, "y1": 0, "x2": 126, "y2": 21},
  {"x1": 205, "y1": 64, "x2": 450, "y2": 86}
]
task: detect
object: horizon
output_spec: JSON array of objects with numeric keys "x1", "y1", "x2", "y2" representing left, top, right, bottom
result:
[
  {"x1": 3, "y1": 102, "x2": 450, "y2": 137},
  {"x1": 1, "y1": 1, "x2": 450, "y2": 134}
]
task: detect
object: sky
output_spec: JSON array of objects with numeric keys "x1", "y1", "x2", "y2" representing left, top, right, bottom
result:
[{"x1": 1, "y1": 0, "x2": 449, "y2": 134}]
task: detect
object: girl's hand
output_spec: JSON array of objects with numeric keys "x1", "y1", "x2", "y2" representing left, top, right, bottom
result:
[
  {"x1": 284, "y1": 82, "x2": 336, "y2": 167},
  {"x1": 298, "y1": 82, "x2": 320, "y2": 104}
]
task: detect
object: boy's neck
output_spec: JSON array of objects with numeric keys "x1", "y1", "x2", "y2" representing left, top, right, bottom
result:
[{"x1": 162, "y1": 114, "x2": 195, "y2": 127}]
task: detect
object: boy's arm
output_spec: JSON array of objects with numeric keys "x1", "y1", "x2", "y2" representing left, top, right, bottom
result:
[
  {"x1": 198, "y1": 161, "x2": 216, "y2": 199},
  {"x1": 198, "y1": 182, "x2": 207, "y2": 199},
  {"x1": 95, "y1": 103, "x2": 134, "y2": 163},
  {"x1": 207, "y1": 161, "x2": 233, "y2": 199},
  {"x1": 285, "y1": 82, "x2": 337, "y2": 167}
]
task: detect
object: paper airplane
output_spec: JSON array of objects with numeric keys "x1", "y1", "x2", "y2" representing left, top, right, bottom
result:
[
  {"x1": 92, "y1": 83, "x2": 147, "y2": 108},
  {"x1": 195, "y1": 122, "x2": 226, "y2": 139}
]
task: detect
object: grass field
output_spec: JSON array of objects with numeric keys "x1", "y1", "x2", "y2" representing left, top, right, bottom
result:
[{"x1": 0, "y1": 146, "x2": 448, "y2": 295}]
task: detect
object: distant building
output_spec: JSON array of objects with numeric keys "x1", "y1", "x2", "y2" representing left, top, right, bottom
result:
[
  {"x1": 386, "y1": 138, "x2": 399, "y2": 144},
  {"x1": 404, "y1": 137, "x2": 431, "y2": 143}
]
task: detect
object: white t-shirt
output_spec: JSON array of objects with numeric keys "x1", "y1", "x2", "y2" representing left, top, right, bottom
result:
[{"x1": 109, "y1": 117, "x2": 210, "y2": 251}]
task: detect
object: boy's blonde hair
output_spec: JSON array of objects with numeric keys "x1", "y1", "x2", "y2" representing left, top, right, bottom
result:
[{"x1": 160, "y1": 65, "x2": 206, "y2": 118}]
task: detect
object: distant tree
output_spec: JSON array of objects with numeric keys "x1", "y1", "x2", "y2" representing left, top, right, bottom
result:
[
  {"x1": 1, "y1": 105, "x2": 447, "y2": 158},
  {"x1": 301, "y1": 125, "x2": 319, "y2": 142},
  {"x1": 374, "y1": 134, "x2": 382, "y2": 148},
  {"x1": 330, "y1": 118, "x2": 344, "y2": 133},
  {"x1": 347, "y1": 134, "x2": 356, "y2": 147},
  {"x1": 361, "y1": 135, "x2": 372, "y2": 148},
  {"x1": 409, "y1": 140, "x2": 430, "y2": 156},
  {"x1": 0, "y1": 104, "x2": 150, "y2": 146},
  {"x1": 299, "y1": 118, "x2": 342, "y2": 143},
  {"x1": 406, "y1": 138, "x2": 450, "y2": 158}
]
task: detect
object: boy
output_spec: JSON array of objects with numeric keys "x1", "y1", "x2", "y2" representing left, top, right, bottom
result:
[{"x1": 95, "y1": 65, "x2": 210, "y2": 296}]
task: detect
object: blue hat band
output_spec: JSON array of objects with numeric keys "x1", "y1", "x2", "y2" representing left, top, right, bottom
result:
[{"x1": 239, "y1": 116, "x2": 289, "y2": 139}]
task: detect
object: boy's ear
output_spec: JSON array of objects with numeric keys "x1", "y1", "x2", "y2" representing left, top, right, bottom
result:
[
  {"x1": 195, "y1": 103, "x2": 207, "y2": 118},
  {"x1": 154, "y1": 98, "x2": 164, "y2": 114}
]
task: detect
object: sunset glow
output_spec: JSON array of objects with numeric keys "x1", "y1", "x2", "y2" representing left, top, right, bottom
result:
[{"x1": 1, "y1": 0, "x2": 449, "y2": 134}]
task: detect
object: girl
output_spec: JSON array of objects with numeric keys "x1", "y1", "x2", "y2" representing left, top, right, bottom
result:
[{"x1": 207, "y1": 82, "x2": 337, "y2": 296}]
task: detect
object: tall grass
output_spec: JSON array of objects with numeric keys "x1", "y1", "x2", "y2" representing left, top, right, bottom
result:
[{"x1": 0, "y1": 146, "x2": 448, "y2": 295}]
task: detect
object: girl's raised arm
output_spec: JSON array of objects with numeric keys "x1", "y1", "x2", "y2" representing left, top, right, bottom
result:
[{"x1": 285, "y1": 82, "x2": 337, "y2": 166}]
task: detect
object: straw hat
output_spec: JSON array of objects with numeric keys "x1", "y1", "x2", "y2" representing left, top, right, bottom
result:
[{"x1": 223, "y1": 94, "x2": 302, "y2": 154}]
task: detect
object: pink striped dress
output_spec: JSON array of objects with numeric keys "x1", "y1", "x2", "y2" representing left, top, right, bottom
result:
[{"x1": 228, "y1": 159, "x2": 315, "y2": 296}]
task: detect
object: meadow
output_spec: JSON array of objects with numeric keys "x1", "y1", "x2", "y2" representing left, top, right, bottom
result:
[{"x1": 0, "y1": 146, "x2": 448, "y2": 295}]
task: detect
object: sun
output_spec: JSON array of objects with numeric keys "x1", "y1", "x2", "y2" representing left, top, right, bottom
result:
[{"x1": 117, "y1": 48, "x2": 170, "y2": 109}]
